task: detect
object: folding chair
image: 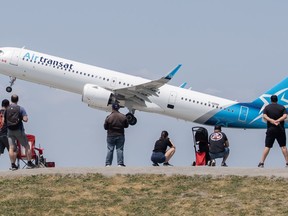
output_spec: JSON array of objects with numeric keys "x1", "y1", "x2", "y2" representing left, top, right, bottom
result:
[{"x1": 16, "y1": 134, "x2": 46, "y2": 168}]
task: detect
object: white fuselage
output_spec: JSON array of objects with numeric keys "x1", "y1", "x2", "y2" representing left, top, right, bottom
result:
[{"x1": 0, "y1": 47, "x2": 241, "y2": 126}]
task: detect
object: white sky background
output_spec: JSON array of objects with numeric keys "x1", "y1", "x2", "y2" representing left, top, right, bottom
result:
[{"x1": 1, "y1": 1, "x2": 288, "y2": 169}]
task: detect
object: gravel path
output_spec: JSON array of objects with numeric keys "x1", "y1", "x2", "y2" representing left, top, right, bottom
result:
[{"x1": 0, "y1": 166, "x2": 287, "y2": 178}]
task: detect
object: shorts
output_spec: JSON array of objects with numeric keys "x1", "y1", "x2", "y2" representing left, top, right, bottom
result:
[
  {"x1": 265, "y1": 127, "x2": 286, "y2": 148},
  {"x1": 7, "y1": 129, "x2": 29, "y2": 150},
  {"x1": 151, "y1": 152, "x2": 166, "y2": 164},
  {"x1": 209, "y1": 148, "x2": 230, "y2": 160},
  {"x1": 0, "y1": 136, "x2": 9, "y2": 154}
]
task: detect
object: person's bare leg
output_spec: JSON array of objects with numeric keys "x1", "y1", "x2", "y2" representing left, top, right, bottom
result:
[
  {"x1": 25, "y1": 145, "x2": 32, "y2": 161},
  {"x1": 280, "y1": 146, "x2": 288, "y2": 163},
  {"x1": 260, "y1": 147, "x2": 270, "y2": 163},
  {"x1": 165, "y1": 148, "x2": 175, "y2": 163},
  {"x1": 8, "y1": 137, "x2": 17, "y2": 164},
  {"x1": 9, "y1": 146, "x2": 17, "y2": 164}
]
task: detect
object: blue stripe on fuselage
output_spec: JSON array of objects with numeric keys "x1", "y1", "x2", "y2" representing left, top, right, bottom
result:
[{"x1": 200, "y1": 103, "x2": 267, "y2": 128}]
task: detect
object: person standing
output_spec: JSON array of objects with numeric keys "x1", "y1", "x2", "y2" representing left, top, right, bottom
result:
[
  {"x1": 208, "y1": 125, "x2": 230, "y2": 167},
  {"x1": 151, "y1": 130, "x2": 176, "y2": 166},
  {"x1": 6, "y1": 94, "x2": 35, "y2": 170},
  {"x1": 104, "y1": 103, "x2": 129, "y2": 167},
  {"x1": 0, "y1": 99, "x2": 10, "y2": 157},
  {"x1": 258, "y1": 95, "x2": 288, "y2": 168}
]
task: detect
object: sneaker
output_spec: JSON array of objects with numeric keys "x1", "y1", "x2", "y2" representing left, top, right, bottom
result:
[
  {"x1": 221, "y1": 162, "x2": 228, "y2": 167},
  {"x1": 105, "y1": 165, "x2": 111, "y2": 167},
  {"x1": 163, "y1": 162, "x2": 173, "y2": 166},
  {"x1": 207, "y1": 160, "x2": 212, "y2": 166},
  {"x1": 211, "y1": 160, "x2": 216, "y2": 167},
  {"x1": 27, "y1": 161, "x2": 36, "y2": 169},
  {"x1": 286, "y1": 163, "x2": 288, "y2": 168},
  {"x1": 10, "y1": 164, "x2": 19, "y2": 171},
  {"x1": 152, "y1": 163, "x2": 159, "y2": 166},
  {"x1": 258, "y1": 162, "x2": 264, "y2": 168},
  {"x1": 118, "y1": 164, "x2": 126, "y2": 167}
]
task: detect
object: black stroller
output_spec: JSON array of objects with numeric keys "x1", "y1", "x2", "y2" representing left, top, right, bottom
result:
[{"x1": 191, "y1": 126, "x2": 210, "y2": 166}]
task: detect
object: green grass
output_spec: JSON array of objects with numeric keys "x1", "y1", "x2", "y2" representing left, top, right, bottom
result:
[{"x1": 0, "y1": 174, "x2": 287, "y2": 215}]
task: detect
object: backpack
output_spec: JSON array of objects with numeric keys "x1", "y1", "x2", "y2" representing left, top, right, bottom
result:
[
  {"x1": 6, "y1": 105, "x2": 21, "y2": 130},
  {"x1": 0, "y1": 109, "x2": 4, "y2": 130}
]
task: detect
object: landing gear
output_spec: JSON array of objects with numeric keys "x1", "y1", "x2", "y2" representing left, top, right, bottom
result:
[
  {"x1": 6, "y1": 86, "x2": 12, "y2": 93},
  {"x1": 126, "y1": 112, "x2": 137, "y2": 126},
  {"x1": 6, "y1": 76, "x2": 16, "y2": 93}
]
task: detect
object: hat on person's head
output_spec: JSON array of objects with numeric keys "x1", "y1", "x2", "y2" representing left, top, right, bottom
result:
[
  {"x1": 112, "y1": 103, "x2": 120, "y2": 110},
  {"x1": 271, "y1": 95, "x2": 278, "y2": 103},
  {"x1": 1, "y1": 99, "x2": 9, "y2": 108},
  {"x1": 214, "y1": 125, "x2": 222, "y2": 131}
]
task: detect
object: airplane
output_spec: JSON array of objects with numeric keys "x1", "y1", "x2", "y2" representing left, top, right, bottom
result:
[{"x1": 0, "y1": 47, "x2": 287, "y2": 128}]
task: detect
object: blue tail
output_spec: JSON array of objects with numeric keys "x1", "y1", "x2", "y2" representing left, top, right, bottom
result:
[
  {"x1": 251, "y1": 77, "x2": 288, "y2": 108},
  {"x1": 203, "y1": 77, "x2": 288, "y2": 128}
]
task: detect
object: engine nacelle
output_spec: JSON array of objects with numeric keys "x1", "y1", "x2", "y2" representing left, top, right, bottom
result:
[{"x1": 82, "y1": 84, "x2": 114, "y2": 110}]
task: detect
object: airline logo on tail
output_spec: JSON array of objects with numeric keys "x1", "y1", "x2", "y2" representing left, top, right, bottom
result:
[{"x1": 249, "y1": 89, "x2": 288, "y2": 124}]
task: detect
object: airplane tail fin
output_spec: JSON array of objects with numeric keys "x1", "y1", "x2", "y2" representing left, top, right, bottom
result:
[{"x1": 251, "y1": 77, "x2": 288, "y2": 108}]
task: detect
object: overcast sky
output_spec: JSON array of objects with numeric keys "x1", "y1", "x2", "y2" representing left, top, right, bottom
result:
[{"x1": 1, "y1": 1, "x2": 288, "y2": 169}]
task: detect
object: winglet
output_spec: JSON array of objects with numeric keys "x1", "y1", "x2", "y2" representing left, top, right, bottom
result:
[
  {"x1": 179, "y1": 82, "x2": 187, "y2": 88},
  {"x1": 120, "y1": 64, "x2": 183, "y2": 94},
  {"x1": 164, "y1": 64, "x2": 182, "y2": 80}
]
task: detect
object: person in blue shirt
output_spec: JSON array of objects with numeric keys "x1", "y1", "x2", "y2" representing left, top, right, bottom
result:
[{"x1": 6, "y1": 94, "x2": 35, "y2": 170}]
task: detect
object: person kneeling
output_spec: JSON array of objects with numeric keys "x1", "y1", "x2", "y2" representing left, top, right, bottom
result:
[
  {"x1": 151, "y1": 131, "x2": 176, "y2": 166},
  {"x1": 208, "y1": 125, "x2": 230, "y2": 167}
]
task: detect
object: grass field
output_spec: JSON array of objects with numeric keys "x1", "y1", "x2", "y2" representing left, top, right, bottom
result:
[{"x1": 0, "y1": 173, "x2": 287, "y2": 215}]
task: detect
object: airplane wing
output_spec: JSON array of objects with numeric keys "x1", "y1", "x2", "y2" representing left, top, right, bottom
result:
[{"x1": 114, "y1": 64, "x2": 182, "y2": 105}]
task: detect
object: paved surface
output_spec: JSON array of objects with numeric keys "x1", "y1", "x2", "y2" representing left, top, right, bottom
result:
[{"x1": 0, "y1": 166, "x2": 287, "y2": 178}]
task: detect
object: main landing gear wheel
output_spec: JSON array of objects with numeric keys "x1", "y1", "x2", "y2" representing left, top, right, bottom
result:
[{"x1": 126, "y1": 113, "x2": 137, "y2": 126}]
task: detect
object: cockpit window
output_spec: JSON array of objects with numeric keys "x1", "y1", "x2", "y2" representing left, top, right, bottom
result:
[{"x1": 0, "y1": 50, "x2": 3, "y2": 56}]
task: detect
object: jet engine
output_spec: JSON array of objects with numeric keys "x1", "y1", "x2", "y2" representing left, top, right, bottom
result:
[{"x1": 82, "y1": 84, "x2": 114, "y2": 110}]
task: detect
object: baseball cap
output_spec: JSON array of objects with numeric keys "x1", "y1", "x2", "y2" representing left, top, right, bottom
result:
[{"x1": 112, "y1": 103, "x2": 120, "y2": 110}]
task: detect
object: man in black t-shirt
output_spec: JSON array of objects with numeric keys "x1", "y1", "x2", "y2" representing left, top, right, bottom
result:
[
  {"x1": 258, "y1": 95, "x2": 288, "y2": 168},
  {"x1": 208, "y1": 125, "x2": 230, "y2": 167}
]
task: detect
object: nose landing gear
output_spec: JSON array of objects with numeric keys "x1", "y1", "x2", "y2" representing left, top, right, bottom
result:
[{"x1": 6, "y1": 76, "x2": 16, "y2": 93}]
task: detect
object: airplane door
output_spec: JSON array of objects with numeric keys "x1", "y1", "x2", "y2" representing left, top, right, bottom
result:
[
  {"x1": 167, "y1": 91, "x2": 177, "y2": 109},
  {"x1": 239, "y1": 106, "x2": 248, "y2": 122},
  {"x1": 10, "y1": 49, "x2": 21, "y2": 66}
]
